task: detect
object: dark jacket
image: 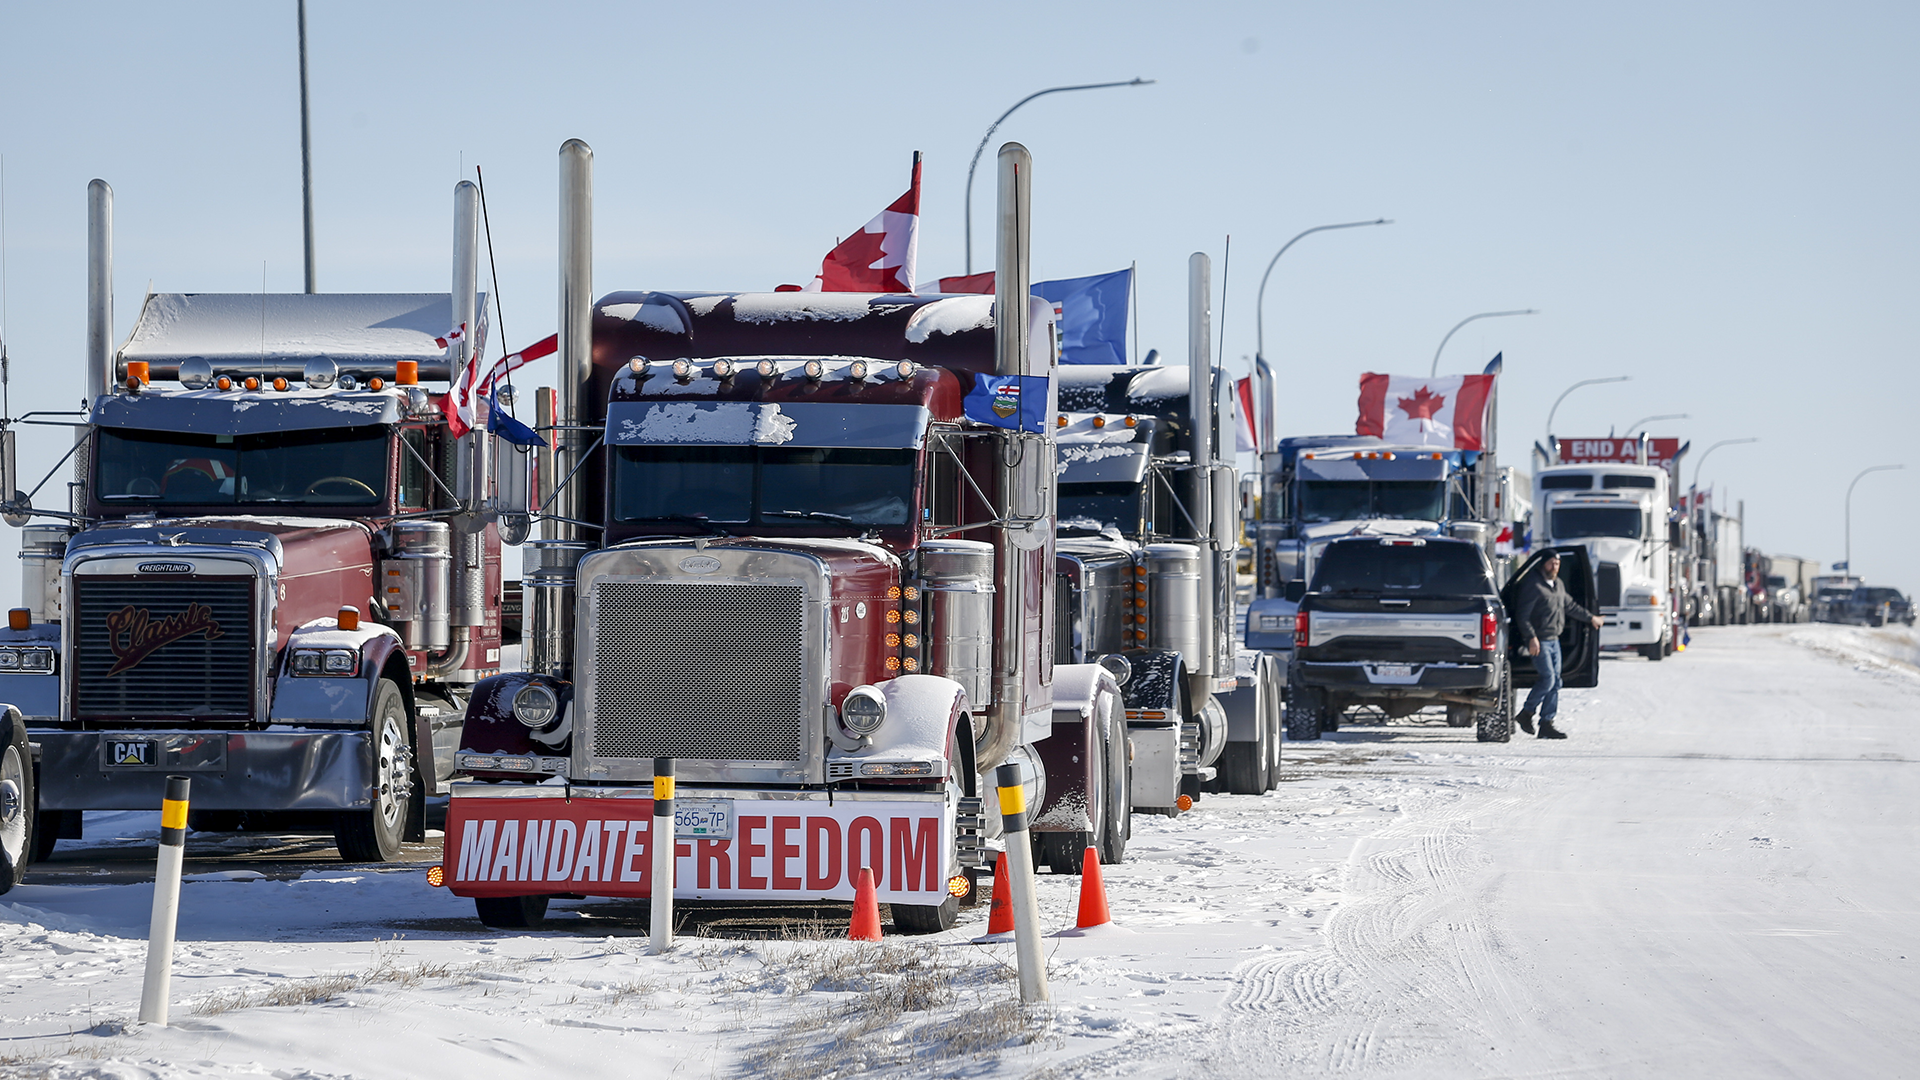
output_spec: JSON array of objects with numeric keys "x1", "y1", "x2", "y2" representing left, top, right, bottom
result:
[{"x1": 1514, "y1": 567, "x2": 1594, "y2": 643}]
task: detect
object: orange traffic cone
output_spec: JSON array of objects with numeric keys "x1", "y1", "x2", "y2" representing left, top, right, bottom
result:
[
  {"x1": 985, "y1": 852, "x2": 1014, "y2": 935},
  {"x1": 849, "y1": 866, "x2": 883, "y2": 941},
  {"x1": 1075, "y1": 846, "x2": 1111, "y2": 928}
]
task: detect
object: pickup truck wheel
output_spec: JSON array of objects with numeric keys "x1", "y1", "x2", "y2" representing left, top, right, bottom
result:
[
  {"x1": 334, "y1": 680, "x2": 414, "y2": 863},
  {"x1": 1285, "y1": 686, "x2": 1322, "y2": 741},
  {"x1": 893, "y1": 894, "x2": 959, "y2": 934},
  {"x1": 475, "y1": 894, "x2": 548, "y2": 929},
  {"x1": 0, "y1": 712, "x2": 33, "y2": 895},
  {"x1": 1475, "y1": 668, "x2": 1513, "y2": 743}
]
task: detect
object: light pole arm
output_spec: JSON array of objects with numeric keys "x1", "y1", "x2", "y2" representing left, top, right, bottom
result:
[
  {"x1": 1845, "y1": 464, "x2": 1904, "y2": 572},
  {"x1": 1544, "y1": 375, "x2": 1630, "y2": 454},
  {"x1": 1690, "y1": 437, "x2": 1759, "y2": 496},
  {"x1": 963, "y1": 78, "x2": 1153, "y2": 275},
  {"x1": 1431, "y1": 309, "x2": 1537, "y2": 377},
  {"x1": 1255, "y1": 219, "x2": 1391, "y2": 358}
]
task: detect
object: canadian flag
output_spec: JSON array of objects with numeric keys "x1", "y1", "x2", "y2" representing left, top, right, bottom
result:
[
  {"x1": 1355, "y1": 372, "x2": 1496, "y2": 450},
  {"x1": 444, "y1": 330, "x2": 559, "y2": 439},
  {"x1": 801, "y1": 152, "x2": 921, "y2": 293}
]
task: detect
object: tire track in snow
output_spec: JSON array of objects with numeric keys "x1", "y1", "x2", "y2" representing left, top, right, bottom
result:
[{"x1": 1185, "y1": 780, "x2": 1542, "y2": 1077}]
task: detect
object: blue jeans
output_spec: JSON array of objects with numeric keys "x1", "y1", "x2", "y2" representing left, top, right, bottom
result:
[{"x1": 1521, "y1": 638, "x2": 1563, "y2": 723}]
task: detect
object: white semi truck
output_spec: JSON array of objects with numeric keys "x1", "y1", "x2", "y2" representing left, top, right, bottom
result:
[{"x1": 1534, "y1": 460, "x2": 1675, "y2": 660}]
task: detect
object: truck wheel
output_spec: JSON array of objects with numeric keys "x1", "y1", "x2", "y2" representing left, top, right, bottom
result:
[
  {"x1": 1098, "y1": 699, "x2": 1130, "y2": 865},
  {"x1": 32, "y1": 809, "x2": 70, "y2": 863},
  {"x1": 1475, "y1": 668, "x2": 1513, "y2": 743},
  {"x1": 1264, "y1": 682, "x2": 1284, "y2": 790},
  {"x1": 1222, "y1": 708, "x2": 1268, "y2": 795},
  {"x1": 334, "y1": 680, "x2": 416, "y2": 863},
  {"x1": 1641, "y1": 643, "x2": 1664, "y2": 662},
  {"x1": 892, "y1": 895, "x2": 959, "y2": 934},
  {"x1": 475, "y1": 894, "x2": 549, "y2": 929},
  {"x1": 1285, "y1": 686, "x2": 1322, "y2": 741},
  {"x1": 0, "y1": 712, "x2": 33, "y2": 895}
]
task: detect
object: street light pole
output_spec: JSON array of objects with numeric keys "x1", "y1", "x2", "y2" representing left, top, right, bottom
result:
[
  {"x1": 1845, "y1": 464, "x2": 1904, "y2": 575},
  {"x1": 1625, "y1": 413, "x2": 1688, "y2": 438},
  {"x1": 1251, "y1": 218, "x2": 1392, "y2": 454},
  {"x1": 1430, "y1": 309, "x2": 1536, "y2": 377},
  {"x1": 963, "y1": 78, "x2": 1153, "y2": 274},
  {"x1": 1690, "y1": 437, "x2": 1759, "y2": 497},
  {"x1": 1544, "y1": 376, "x2": 1630, "y2": 459}
]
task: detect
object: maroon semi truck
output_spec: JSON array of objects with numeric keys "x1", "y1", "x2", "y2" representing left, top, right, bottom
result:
[
  {"x1": 439, "y1": 140, "x2": 1133, "y2": 931},
  {"x1": 0, "y1": 179, "x2": 510, "y2": 878}
]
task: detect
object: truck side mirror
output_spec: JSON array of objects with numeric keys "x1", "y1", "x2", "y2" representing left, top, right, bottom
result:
[
  {"x1": 494, "y1": 440, "x2": 535, "y2": 546},
  {"x1": 0, "y1": 428, "x2": 25, "y2": 529}
]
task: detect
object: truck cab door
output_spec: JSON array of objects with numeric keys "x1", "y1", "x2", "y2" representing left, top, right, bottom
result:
[{"x1": 1501, "y1": 545, "x2": 1601, "y2": 689}]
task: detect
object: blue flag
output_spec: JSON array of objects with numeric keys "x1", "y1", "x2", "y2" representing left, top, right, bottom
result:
[
  {"x1": 487, "y1": 394, "x2": 545, "y2": 447},
  {"x1": 1034, "y1": 268, "x2": 1130, "y2": 366},
  {"x1": 964, "y1": 374, "x2": 1049, "y2": 433}
]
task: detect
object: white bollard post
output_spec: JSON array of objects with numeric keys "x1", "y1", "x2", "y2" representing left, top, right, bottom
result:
[
  {"x1": 139, "y1": 775, "x2": 190, "y2": 1025},
  {"x1": 649, "y1": 758, "x2": 674, "y2": 955},
  {"x1": 994, "y1": 762, "x2": 1050, "y2": 1002}
]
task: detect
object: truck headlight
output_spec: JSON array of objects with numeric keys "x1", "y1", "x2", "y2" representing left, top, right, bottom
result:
[
  {"x1": 290, "y1": 648, "x2": 359, "y2": 676},
  {"x1": 512, "y1": 683, "x2": 560, "y2": 728},
  {"x1": 841, "y1": 686, "x2": 887, "y2": 735},
  {"x1": 1097, "y1": 653, "x2": 1133, "y2": 686}
]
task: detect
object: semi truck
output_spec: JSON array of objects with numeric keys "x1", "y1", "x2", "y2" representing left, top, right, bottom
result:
[
  {"x1": 1693, "y1": 494, "x2": 1747, "y2": 625},
  {"x1": 0, "y1": 179, "x2": 507, "y2": 877},
  {"x1": 1053, "y1": 336, "x2": 1282, "y2": 801},
  {"x1": 1534, "y1": 459, "x2": 1676, "y2": 660},
  {"x1": 438, "y1": 141, "x2": 1138, "y2": 929}
]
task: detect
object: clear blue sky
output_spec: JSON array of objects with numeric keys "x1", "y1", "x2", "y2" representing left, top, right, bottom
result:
[{"x1": 2, "y1": 1, "x2": 1915, "y2": 596}]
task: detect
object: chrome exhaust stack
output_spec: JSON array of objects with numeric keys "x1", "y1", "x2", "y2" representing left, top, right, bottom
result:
[
  {"x1": 979, "y1": 141, "x2": 1033, "y2": 774},
  {"x1": 555, "y1": 139, "x2": 594, "y2": 545},
  {"x1": 1187, "y1": 251, "x2": 1216, "y2": 680}
]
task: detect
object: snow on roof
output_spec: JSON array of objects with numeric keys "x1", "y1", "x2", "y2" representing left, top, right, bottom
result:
[{"x1": 120, "y1": 293, "x2": 472, "y2": 379}]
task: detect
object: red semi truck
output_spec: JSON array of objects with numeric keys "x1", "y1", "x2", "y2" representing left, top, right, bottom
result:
[
  {"x1": 0, "y1": 179, "x2": 508, "y2": 888},
  {"x1": 439, "y1": 141, "x2": 1137, "y2": 931}
]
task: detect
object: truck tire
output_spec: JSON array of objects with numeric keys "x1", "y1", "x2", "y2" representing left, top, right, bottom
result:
[
  {"x1": 893, "y1": 895, "x2": 959, "y2": 934},
  {"x1": 334, "y1": 680, "x2": 417, "y2": 863},
  {"x1": 1475, "y1": 668, "x2": 1513, "y2": 743},
  {"x1": 1285, "y1": 684, "x2": 1322, "y2": 741},
  {"x1": 1098, "y1": 699, "x2": 1130, "y2": 865},
  {"x1": 1222, "y1": 669, "x2": 1278, "y2": 795},
  {"x1": 475, "y1": 893, "x2": 549, "y2": 929},
  {"x1": 0, "y1": 712, "x2": 33, "y2": 895},
  {"x1": 1641, "y1": 643, "x2": 1664, "y2": 662},
  {"x1": 1042, "y1": 709, "x2": 1109, "y2": 875},
  {"x1": 1265, "y1": 675, "x2": 1284, "y2": 790}
]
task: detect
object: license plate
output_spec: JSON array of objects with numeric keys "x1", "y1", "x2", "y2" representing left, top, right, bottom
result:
[
  {"x1": 674, "y1": 798, "x2": 733, "y2": 840},
  {"x1": 1372, "y1": 664, "x2": 1414, "y2": 679},
  {"x1": 106, "y1": 739, "x2": 158, "y2": 767}
]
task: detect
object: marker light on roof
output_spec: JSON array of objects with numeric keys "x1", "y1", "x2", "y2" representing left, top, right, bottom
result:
[
  {"x1": 1058, "y1": 416, "x2": 1068, "y2": 427},
  {"x1": 672, "y1": 359, "x2": 694, "y2": 381},
  {"x1": 272, "y1": 377, "x2": 290, "y2": 392},
  {"x1": 757, "y1": 359, "x2": 778, "y2": 378},
  {"x1": 712, "y1": 359, "x2": 736, "y2": 380},
  {"x1": 895, "y1": 360, "x2": 916, "y2": 378},
  {"x1": 1092, "y1": 416, "x2": 1107, "y2": 428},
  {"x1": 244, "y1": 376, "x2": 261, "y2": 391},
  {"x1": 848, "y1": 360, "x2": 869, "y2": 381},
  {"x1": 803, "y1": 359, "x2": 824, "y2": 381},
  {"x1": 628, "y1": 357, "x2": 649, "y2": 374},
  {"x1": 369, "y1": 377, "x2": 385, "y2": 391},
  {"x1": 215, "y1": 375, "x2": 233, "y2": 391},
  {"x1": 1125, "y1": 416, "x2": 1137, "y2": 427}
]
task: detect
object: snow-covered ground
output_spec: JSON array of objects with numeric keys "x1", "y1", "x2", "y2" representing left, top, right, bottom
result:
[{"x1": 4, "y1": 623, "x2": 1916, "y2": 1079}]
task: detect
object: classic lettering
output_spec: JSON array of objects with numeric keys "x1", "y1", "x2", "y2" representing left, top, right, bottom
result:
[
  {"x1": 572, "y1": 819, "x2": 603, "y2": 881},
  {"x1": 698, "y1": 839, "x2": 731, "y2": 889},
  {"x1": 739, "y1": 816, "x2": 768, "y2": 889},
  {"x1": 889, "y1": 816, "x2": 940, "y2": 892},
  {"x1": 457, "y1": 819, "x2": 497, "y2": 882},
  {"x1": 548, "y1": 820, "x2": 578, "y2": 880},
  {"x1": 104, "y1": 602, "x2": 225, "y2": 677},
  {"x1": 520, "y1": 820, "x2": 551, "y2": 882},
  {"x1": 806, "y1": 817, "x2": 840, "y2": 891},
  {"x1": 848, "y1": 816, "x2": 886, "y2": 891},
  {"x1": 619, "y1": 820, "x2": 649, "y2": 883},
  {"x1": 490, "y1": 820, "x2": 521, "y2": 882}
]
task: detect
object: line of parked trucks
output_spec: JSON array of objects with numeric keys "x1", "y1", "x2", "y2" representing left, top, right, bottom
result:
[{"x1": 0, "y1": 141, "x2": 1881, "y2": 920}]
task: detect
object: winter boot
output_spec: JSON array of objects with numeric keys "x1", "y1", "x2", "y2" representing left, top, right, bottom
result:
[
  {"x1": 1514, "y1": 708, "x2": 1536, "y2": 736},
  {"x1": 1537, "y1": 719, "x2": 1567, "y2": 740}
]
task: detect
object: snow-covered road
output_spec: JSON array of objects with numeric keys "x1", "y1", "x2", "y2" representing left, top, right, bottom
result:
[{"x1": 3, "y1": 624, "x2": 1915, "y2": 1079}]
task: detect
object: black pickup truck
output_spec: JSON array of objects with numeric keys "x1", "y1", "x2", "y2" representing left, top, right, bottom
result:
[{"x1": 1286, "y1": 536, "x2": 1514, "y2": 742}]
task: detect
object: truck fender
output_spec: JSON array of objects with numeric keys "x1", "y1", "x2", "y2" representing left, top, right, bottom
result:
[
  {"x1": 1217, "y1": 651, "x2": 1278, "y2": 743},
  {"x1": 848, "y1": 674, "x2": 968, "y2": 768},
  {"x1": 455, "y1": 671, "x2": 573, "y2": 778},
  {"x1": 1032, "y1": 663, "x2": 1123, "y2": 834},
  {"x1": 1115, "y1": 649, "x2": 1183, "y2": 716},
  {"x1": 269, "y1": 619, "x2": 409, "y2": 727}
]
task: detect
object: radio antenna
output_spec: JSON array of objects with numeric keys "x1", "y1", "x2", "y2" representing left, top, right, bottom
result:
[
  {"x1": 1, "y1": 153, "x2": 10, "y2": 419},
  {"x1": 475, "y1": 164, "x2": 511, "y2": 413}
]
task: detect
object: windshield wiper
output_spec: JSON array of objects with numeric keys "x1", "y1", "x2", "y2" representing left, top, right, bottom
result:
[
  {"x1": 767, "y1": 509, "x2": 855, "y2": 524},
  {"x1": 647, "y1": 513, "x2": 735, "y2": 536}
]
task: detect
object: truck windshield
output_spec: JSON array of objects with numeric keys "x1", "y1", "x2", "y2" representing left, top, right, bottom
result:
[
  {"x1": 1058, "y1": 482, "x2": 1141, "y2": 535},
  {"x1": 1551, "y1": 507, "x2": 1642, "y2": 540},
  {"x1": 96, "y1": 427, "x2": 388, "y2": 506},
  {"x1": 614, "y1": 445, "x2": 915, "y2": 526},
  {"x1": 1299, "y1": 480, "x2": 1445, "y2": 523},
  {"x1": 1311, "y1": 542, "x2": 1493, "y2": 595}
]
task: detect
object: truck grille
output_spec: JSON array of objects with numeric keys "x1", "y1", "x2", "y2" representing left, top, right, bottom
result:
[
  {"x1": 72, "y1": 577, "x2": 255, "y2": 719},
  {"x1": 1597, "y1": 562, "x2": 1622, "y2": 608},
  {"x1": 590, "y1": 580, "x2": 808, "y2": 761}
]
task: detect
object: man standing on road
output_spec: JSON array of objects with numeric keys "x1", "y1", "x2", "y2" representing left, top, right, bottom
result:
[{"x1": 1513, "y1": 552, "x2": 1603, "y2": 739}]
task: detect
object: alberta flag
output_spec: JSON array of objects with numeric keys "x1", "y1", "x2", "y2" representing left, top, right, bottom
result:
[
  {"x1": 1355, "y1": 372, "x2": 1496, "y2": 450},
  {"x1": 964, "y1": 374, "x2": 1048, "y2": 433}
]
